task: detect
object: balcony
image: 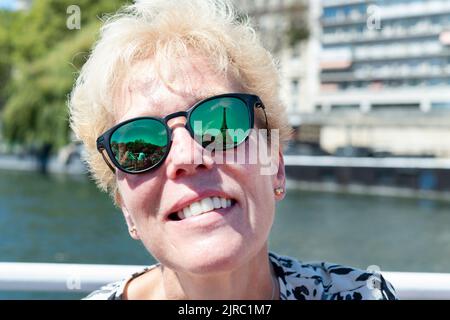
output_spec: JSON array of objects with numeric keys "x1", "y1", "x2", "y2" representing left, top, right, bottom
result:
[
  {"x1": 353, "y1": 41, "x2": 448, "y2": 62},
  {"x1": 321, "y1": 68, "x2": 450, "y2": 82},
  {"x1": 322, "y1": 25, "x2": 444, "y2": 45},
  {"x1": 322, "y1": 0, "x2": 370, "y2": 8},
  {"x1": 322, "y1": 1, "x2": 450, "y2": 27}
]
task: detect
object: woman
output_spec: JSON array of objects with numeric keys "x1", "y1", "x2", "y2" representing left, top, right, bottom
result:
[{"x1": 69, "y1": 0, "x2": 397, "y2": 300}]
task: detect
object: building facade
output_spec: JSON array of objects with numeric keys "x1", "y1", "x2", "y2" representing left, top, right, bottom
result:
[
  {"x1": 314, "y1": 0, "x2": 450, "y2": 157},
  {"x1": 319, "y1": 0, "x2": 450, "y2": 112},
  {"x1": 234, "y1": 0, "x2": 317, "y2": 126}
]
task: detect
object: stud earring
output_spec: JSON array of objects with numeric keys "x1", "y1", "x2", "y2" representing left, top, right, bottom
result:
[
  {"x1": 130, "y1": 226, "x2": 137, "y2": 234},
  {"x1": 274, "y1": 187, "x2": 284, "y2": 196}
]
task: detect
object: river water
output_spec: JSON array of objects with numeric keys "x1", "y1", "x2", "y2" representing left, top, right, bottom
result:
[{"x1": 1, "y1": 169, "x2": 450, "y2": 299}]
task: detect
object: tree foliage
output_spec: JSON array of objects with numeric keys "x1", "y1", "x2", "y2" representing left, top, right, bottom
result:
[
  {"x1": 0, "y1": 0, "x2": 127, "y2": 150},
  {"x1": 0, "y1": 0, "x2": 308, "y2": 151},
  {"x1": 285, "y1": 3, "x2": 310, "y2": 48},
  {"x1": 0, "y1": 10, "x2": 16, "y2": 105}
]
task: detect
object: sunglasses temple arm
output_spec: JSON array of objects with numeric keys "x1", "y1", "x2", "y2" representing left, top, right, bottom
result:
[
  {"x1": 258, "y1": 103, "x2": 270, "y2": 141},
  {"x1": 100, "y1": 149, "x2": 116, "y2": 174}
]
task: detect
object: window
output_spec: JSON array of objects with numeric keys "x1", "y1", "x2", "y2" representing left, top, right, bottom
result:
[{"x1": 291, "y1": 79, "x2": 299, "y2": 96}]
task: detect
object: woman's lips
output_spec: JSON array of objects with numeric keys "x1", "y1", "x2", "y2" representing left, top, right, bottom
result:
[
  {"x1": 164, "y1": 190, "x2": 237, "y2": 222},
  {"x1": 177, "y1": 197, "x2": 232, "y2": 220},
  {"x1": 167, "y1": 200, "x2": 237, "y2": 228},
  {"x1": 172, "y1": 196, "x2": 235, "y2": 220}
]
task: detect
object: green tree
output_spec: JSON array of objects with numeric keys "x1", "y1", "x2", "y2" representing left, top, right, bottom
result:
[
  {"x1": 2, "y1": 23, "x2": 99, "y2": 148},
  {"x1": 0, "y1": 10, "x2": 15, "y2": 106},
  {"x1": 10, "y1": 0, "x2": 126, "y2": 63},
  {"x1": 1, "y1": 0, "x2": 127, "y2": 150}
]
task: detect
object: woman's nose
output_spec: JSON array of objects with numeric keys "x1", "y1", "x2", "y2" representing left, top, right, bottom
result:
[{"x1": 165, "y1": 119, "x2": 215, "y2": 180}]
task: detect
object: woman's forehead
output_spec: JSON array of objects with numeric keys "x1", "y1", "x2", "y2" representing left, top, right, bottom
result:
[
  {"x1": 114, "y1": 57, "x2": 242, "y2": 121},
  {"x1": 126, "y1": 55, "x2": 233, "y2": 92}
]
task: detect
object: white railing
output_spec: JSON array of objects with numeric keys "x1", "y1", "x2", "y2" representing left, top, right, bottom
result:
[
  {"x1": 0, "y1": 262, "x2": 143, "y2": 293},
  {"x1": 384, "y1": 271, "x2": 450, "y2": 300},
  {"x1": 1, "y1": 262, "x2": 450, "y2": 299},
  {"x1": 283, "y1": 155, "x2": 450, "y2": 169}
]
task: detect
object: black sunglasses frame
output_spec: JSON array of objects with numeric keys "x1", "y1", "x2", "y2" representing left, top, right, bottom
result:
[{"x1": 96, "y1": 93, "x2": 268, "y2": 174}]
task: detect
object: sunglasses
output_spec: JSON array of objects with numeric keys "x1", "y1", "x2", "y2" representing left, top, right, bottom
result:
[{"x1": 96, "y1": 93, "x2": 268, "y2": 174}]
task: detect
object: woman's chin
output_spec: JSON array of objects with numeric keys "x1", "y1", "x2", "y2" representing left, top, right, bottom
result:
[{"x1": 164, "y1": 236, "x2": 251, "y2": 274}]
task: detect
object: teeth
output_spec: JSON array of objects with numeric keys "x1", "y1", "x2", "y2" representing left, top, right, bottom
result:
[
  {"x1": 183, "y1": 206, "x2": 192, "y2": 219},
  {"x1": 189, "y1": 201, "x2": 203, "y2": 216},
  {"x1": 212, "y1": 197, "x2": 222, "y2": 209},
  {"x1": 175, "y1": 196, "x2": 234, "y2": 220},
  {"x1": 220, "y1": 197, "x2": 227, "y2": 209},
  {"x1": 200, "y1": 198, "x2": 214, "y2": 213}
]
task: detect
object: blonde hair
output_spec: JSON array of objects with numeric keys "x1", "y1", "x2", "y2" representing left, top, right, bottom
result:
[{"x1": 69, "y1": 0, "x2": 292, "y2": 201}]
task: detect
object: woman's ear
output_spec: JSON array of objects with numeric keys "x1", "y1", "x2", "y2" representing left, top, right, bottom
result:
[
  {"x1": 272, "y1": 148, "x2": 286, "y2": 201},
  {"x1": 116, "y1": 191, "x2": 140, "y2": 240}
]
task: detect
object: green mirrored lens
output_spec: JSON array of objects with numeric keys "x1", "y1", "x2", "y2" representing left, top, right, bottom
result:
[
  {"x1": 110, "y1": 119, "x2": 168, "y2": 172},
  {"x1": 190, "y1": 97, "x2": 251, "y2": 149}
]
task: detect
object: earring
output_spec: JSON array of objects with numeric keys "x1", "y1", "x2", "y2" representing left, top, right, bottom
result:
[
  {"x1": 274, "y1": 187, "x2": 284, "y2": 196},
  {"x1": 130, "y1": 226, "x2": 137, "y2": 234}
]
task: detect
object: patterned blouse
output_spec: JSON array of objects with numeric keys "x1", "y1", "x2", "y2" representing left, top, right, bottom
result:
[{"x1": 84, "y1": 251, "x2": 397, "y2": 300}]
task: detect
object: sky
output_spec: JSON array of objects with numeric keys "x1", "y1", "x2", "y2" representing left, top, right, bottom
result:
[{"x1": 0, "y1": 0, "x2": 17, "y2": 10}]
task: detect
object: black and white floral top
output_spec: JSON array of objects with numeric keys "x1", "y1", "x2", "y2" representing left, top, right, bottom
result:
[{"x1": 84, "y1": 252, "x2": 397, "y2": 300}]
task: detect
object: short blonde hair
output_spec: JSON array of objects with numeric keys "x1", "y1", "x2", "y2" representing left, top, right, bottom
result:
[{"x1": 69, "y1": 0, "x2": 292, "y2": 201}]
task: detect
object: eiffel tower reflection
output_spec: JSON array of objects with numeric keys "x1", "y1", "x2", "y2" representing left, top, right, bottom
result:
[{"x1": 219, "y1": 107, "x2": 234, "y2": 146}]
